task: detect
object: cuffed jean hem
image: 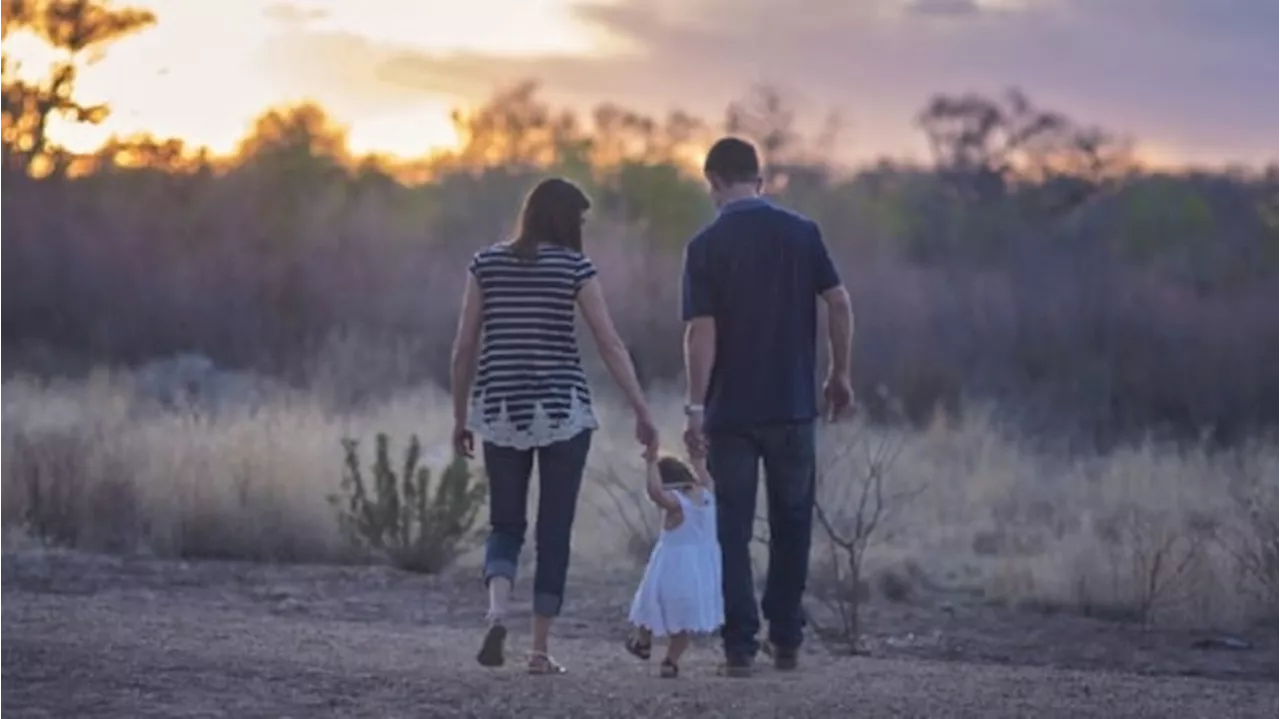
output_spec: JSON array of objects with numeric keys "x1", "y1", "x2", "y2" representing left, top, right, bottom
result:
[
  {"x1": 482, "y1": 557, "x2": 518, "y2": 586},
  {"x1": 532, "y1": 592, "x2": 563, "y2": 617},
  {"x1": 483, "y1": 530, "x2": 523, "y2": 586}
]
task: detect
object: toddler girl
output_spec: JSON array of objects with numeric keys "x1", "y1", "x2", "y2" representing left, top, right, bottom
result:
[{"x1": 625, "y1": 452, "x2": 724, "y2": 678}]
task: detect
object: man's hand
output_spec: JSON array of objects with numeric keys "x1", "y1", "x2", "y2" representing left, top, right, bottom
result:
[
  {"x1": 682, "y1": 410, "x2": 707, "y2": 459},
  {"x1": 822, "y1": 373, "x2": 854, "y2": 422}
]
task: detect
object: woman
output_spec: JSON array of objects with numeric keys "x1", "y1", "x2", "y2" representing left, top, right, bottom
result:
[{"x1": 449, "y1": 177, "x2": 658, "y2": 675}]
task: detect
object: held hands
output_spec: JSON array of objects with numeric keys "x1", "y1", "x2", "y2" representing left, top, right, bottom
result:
[
  {"x1": 635, "y1": 407, "x2": 659, "y2": 460},
  {"x1": 682, "y1": 408, "x2": 707, "y2": 460}
]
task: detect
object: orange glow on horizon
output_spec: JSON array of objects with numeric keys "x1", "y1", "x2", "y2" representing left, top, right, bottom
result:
[{"x1": 3, "y1": 0, "x2": 610, "y2": 160}]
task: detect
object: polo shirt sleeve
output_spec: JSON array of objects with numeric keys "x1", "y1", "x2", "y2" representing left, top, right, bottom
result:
[
  {"x1": 809, "y1": 222, "x2": 841, "y2": 294},
  {"x1": 681, "y1": 238, "x2": 713, "y2": 321}
]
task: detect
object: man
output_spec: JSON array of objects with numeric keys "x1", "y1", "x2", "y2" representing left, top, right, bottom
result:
[{"x1": 681, "y1": 137, "x2": 854, "y2": 677}]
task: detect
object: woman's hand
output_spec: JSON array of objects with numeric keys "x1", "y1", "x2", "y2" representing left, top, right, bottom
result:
[
  {"x1": 452, "y1": 423, "x2": 475, "y2": 459},
  {"x1": 634, "y1": 408, "x2": 659, "y2": 459}
]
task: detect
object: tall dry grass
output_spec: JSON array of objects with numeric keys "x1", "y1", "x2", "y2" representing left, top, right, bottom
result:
[{"x1": 2, "y1": 364, "x2": 1274, "y2": 630}]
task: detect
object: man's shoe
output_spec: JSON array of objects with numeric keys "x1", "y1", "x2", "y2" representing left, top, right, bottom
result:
[
  {"x1": 718, "y1": 656, "x2": 754, "y2": 678},
  {"x1": 773, "y1": 648, "x2": 799, "y2": 671},
  {"x1": 762, "y1": 639, "x2": 799, "y2": 671}
]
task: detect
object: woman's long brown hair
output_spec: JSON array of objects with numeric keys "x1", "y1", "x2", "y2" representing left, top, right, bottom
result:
[{"x1": 509, "y1": 177, "x2": 591, "y2": 260}]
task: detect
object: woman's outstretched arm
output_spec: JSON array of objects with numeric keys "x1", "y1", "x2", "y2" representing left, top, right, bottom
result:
[
  {"x1": 577, "y1": 277, "x2": 650, "y2": 419},
  {"x1": 450, "y1": 274, "x2": 484, "y2": 429}
]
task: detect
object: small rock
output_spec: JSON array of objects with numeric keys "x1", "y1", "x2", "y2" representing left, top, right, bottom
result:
[
  {"x1": 274, "y1": 598, "x2": 306, "y2": 614},
  {"x1": 1192, "y1": 636, "x2": 1252, "y2": 651}
]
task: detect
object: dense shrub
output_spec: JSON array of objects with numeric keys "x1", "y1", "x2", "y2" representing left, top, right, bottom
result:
[{"x1": 331, "y1": 434, "x2": 488, "y2": 574}]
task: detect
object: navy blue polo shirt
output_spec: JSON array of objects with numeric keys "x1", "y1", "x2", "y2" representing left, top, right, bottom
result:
[{"x1": 680, "y1": 197, "x2": 842, "y2": 432}]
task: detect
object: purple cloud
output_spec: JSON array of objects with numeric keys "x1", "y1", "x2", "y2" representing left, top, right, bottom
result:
[{"x1": 264, "y1": 0, "x2": 1278, "y2": 164}]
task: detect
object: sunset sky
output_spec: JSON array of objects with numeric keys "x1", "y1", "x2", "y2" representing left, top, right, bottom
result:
[{"x1": 7, "y1": 0, "x2": 1278, "y2": 165}]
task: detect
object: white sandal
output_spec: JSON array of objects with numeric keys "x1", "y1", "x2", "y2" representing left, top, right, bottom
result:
[{"x1": 527, "y1": 651, "x2": 568, "y2": 675}]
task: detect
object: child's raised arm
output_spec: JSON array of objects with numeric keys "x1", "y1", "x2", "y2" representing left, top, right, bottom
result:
[
  {"x1": 645, "y1": 456, "x2": 681, "y2": 512},
  {"x1": 691, "y1": 455, "x2": 714, "y2": 492}
]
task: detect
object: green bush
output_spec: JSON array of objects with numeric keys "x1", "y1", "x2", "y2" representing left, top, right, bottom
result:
[{"x1": 329, "y1": 433, "x2": 488, "y2": 573}]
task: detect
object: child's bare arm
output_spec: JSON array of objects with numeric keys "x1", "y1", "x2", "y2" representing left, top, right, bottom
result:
[
  {"x1": 691, "y1": 455, "x2": 714, "y2": 492},
  {"x1": 645, "y1": 457, "x2": 681, "y2": 511}
]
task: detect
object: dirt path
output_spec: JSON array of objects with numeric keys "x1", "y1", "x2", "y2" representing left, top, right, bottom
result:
[{"x1": 2, "y1": 551, "x2": 1275, "y2": 719}]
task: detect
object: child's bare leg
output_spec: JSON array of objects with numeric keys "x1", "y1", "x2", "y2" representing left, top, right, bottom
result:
[
  {"x1": 665, "y1": 632, "x2": 691, "y2": 664},
  {"x1": 636, "y1": 626, "x2": 653, "y2": 643}
]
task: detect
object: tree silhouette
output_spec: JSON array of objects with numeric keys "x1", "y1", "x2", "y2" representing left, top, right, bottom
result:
[
  {"x1": 448, "y1": 80, "x2": 586, "y2": 170},
  {"x1": 917, "y1": 88, "x2": 1129, "y2": 206},
  {"x1": 1, "y1": 0, "x2": 155, "y2": 176},
  {"x1": 237, "y1": 102, "x2": 350, "y2": 169},
  {"x1": 725, "y1": 84, "x2": 801, "y2": 191},
  {"x1": 89, "y1": 132, "x2": 203, "y2": 173}
]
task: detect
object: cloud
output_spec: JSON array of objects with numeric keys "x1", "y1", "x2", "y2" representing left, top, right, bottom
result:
[
  {"x1": 264, "y1": 0, "x2": 1278, "y2": 163},
  {"x1": 261, "y1": 2, "x2": 329, "y2": 28},
  {"x1": 903, "y1": 0, "x2": 986, "y2": 18},
  {"x1": 255, "y1": 29, "x2": 479, "y2": 119}
]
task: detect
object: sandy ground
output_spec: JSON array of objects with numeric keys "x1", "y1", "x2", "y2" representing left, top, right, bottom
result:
[{"x1": 2, "y1": 551, "x2": 1275, "y2": 719}]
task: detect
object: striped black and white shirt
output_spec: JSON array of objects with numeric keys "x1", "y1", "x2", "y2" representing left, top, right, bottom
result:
[{"x1": 466, "y1": 242, "x2": 600, "y2": 449}]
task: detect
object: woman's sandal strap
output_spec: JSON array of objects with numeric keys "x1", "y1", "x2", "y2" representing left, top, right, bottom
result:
[
  {"x1": 528, "y1": 652, "x2": 568, "y2": 675},
  {"x1": 659, "y1": 659, "x2": 679, "y2": 678}
]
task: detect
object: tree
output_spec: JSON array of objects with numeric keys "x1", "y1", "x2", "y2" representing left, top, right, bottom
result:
[
  {"x1": 591, "y1": 102, "x2": 656, "y2": 167},
  {"x1": 1, "y1": 0, "x2": 155, "y2": 176},
  {"x1": 916, "y1": 88, "x2": 1129, "y2": 206},
  {"x1": 725, "y1": 84, "x2": 845, "y2": 195},
  {"x1": 236, "y1": 102, "x2": 350, "y2": 171},
  {"x1": 447, "y1": 80, "x2": 587, "y2": 171},
  {"x1": 725, "y1": 84, "x2": 802, "y2": 192}
]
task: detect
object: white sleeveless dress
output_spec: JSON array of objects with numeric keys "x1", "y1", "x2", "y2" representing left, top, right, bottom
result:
[{"x1": 627, "y1": 488, "x2": 725, "y2": 637}]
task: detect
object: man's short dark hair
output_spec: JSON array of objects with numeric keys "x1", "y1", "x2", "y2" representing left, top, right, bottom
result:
[{"x1": 703, "y1": 137, "x2": 760, "y2": 184}]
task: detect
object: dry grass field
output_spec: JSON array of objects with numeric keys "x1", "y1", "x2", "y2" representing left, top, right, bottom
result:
[{"x1": 2, "y1": 370, "x2": 1276, "y2": 717}]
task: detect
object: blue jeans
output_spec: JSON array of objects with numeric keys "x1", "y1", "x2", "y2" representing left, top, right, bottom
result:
[
  {"x1": 481, "y1": 430, "x2": 592, "y2": 618},
  {"x1": 709, "y1": 422, "x2": 816, "y2": 661}
]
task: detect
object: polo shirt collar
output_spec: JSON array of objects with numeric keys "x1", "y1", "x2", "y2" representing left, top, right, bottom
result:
[{"x1": 718, "y1": 196, "x2": 771, "y2": 215}]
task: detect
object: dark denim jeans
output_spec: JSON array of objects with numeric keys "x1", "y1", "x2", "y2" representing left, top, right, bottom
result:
[
  {"x1": 481, "y1": 429, "x2": 592, "y2": 618},
  {"x1": 709, "y1": 421, "x2": 816, "y2": 662}
]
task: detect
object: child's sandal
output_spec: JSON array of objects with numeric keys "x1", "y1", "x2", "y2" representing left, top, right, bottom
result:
[
  {"x1": 659, "y1": 658, "x2": 679, "y2": 679},
  {"x1": 625, "y1": 633, "x2": 652, "y2": 661}
]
